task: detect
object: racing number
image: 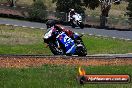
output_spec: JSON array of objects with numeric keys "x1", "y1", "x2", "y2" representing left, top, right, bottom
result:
[{"x1": 64, "y1": 35, "x2": 73, "y2": 47}]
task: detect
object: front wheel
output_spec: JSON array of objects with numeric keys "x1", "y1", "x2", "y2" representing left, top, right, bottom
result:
[
  {"x1": 71, "y1": 22, "x2": 76, "y2": 28},
  {"x1": 48, "y1": 43, "x2": 64, "y2": 55},
  {"x1": 70, "y1": 20, "x2": 76, "y2": 28},
  {"x1": 78, "y1": 22, "x2": 84, "y2": 29}
]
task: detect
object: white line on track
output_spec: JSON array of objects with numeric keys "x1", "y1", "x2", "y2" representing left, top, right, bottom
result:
[
  {"x1": 30, "y1": 27, "x2": 35, "y2": 29},
  {"x1": 103, "y1": 36, "x2": 108, "y2": 38},
  {"x1": 22, "y1": 26, "x2": 27, "y2": 28},
  {"x1": 14, "y1": 25, "x2": 18, "y2": 27},
  {"x1": 89, "y1": 34, "x2": 93, "y2": 36},
  {"x1": 120, "y1": 38, "x2": 125, "y2": 40},
  {"x1": 40, "y1": 28, "x2": 45, "y2": 29},
  {"x1": 5, "y1": 24, "x2": 10, "y2": 26},
  {"x1": 96, "y1": 35, "x2": 102, "y2": 37},
  {"x1": 112, "y1": 37, "x2": 116, "y2": 39},
  {"x1": 125, "y1": 39, "x2": 131, "y2": 41}
]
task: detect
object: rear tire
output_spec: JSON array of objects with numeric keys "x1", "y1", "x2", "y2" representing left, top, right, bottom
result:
[
  {"x1": 76, "y1": 46, "x2": 87, "y2": 56},
  {"x1": 75, "y1": 40, "x2": 87, "y2": 56}
]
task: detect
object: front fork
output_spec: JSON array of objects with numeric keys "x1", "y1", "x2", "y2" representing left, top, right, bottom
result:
[
  {"x1": 56, "y1": 40, "x2": 60, "y2": 48},
  {"x1": 45, "y1": 41, "x2": 60, "y2": 49}
]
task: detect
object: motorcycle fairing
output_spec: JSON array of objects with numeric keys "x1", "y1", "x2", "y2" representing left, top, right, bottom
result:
[
  {"x1": 56, "y1": 32, "x2": 76, "y2": 54},
  {"x1": 44, "y1": 27, "x2": 55, "y2": 39},
  {"x1": 73, "y1": 33, "x2": 79, "y2": 39},
  {"x1": 72, "y1": 13, "x2": 82, "y2": 22}
]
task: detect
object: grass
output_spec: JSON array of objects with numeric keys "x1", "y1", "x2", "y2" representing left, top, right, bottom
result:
[
  {"x1": 0, "y1": 64, "x2": 132, "y2": 88},
  {"x1": 83, "y1": 35, "x2": 132, "y2": 54},
  {"x1": 0, "y1": 25, "x2": 132, "y2": 55},
  {"x1": 0, "y1": 25, "x2": 51, "y2": 55}
]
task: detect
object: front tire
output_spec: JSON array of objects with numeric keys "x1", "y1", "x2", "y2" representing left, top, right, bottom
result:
[
  {"x1": 70, "y1": 20, "x2": 76, "y2": 28},
  {"x1": 48, "y1": 43, "x2": 64, "y2": 55},
  {"x1": 71, "y1": 22, "x2": 76, "y2": 28},
  {"x1": 78, "y1": 22, "x2": 84, "y2": 29}
]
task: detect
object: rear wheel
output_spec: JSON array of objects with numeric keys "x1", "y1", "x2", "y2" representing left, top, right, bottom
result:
[
  {"x1": 48, "y1": 43, "x2": 64, "y2": 55},
  {"x1": 76, "y1": 45, "x2": 87, "y2": 56},
  {"x1": 75, "y1": 39, "x2": 87, "y2": 56}
]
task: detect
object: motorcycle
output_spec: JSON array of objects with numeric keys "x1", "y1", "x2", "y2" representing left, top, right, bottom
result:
[
  {"x1": 70, "y1": 13, "x2": 84, "y2": 29},
  {"x1": 43, "y1": 26, "x2": 87, "y2": 56}
]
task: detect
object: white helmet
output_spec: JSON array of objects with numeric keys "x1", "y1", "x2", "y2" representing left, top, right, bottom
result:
[{"x1": 71, "y1": 9, "x2": 75, "y2": 11}]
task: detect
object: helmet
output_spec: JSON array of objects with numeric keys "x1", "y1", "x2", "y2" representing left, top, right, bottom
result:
[
  {"x1": 46, "y1": 20, "x2": 56, "y2": 29},
  {"x1": 114, "y1": 0, "x2": 120, "y2": 5},
  {"x1": 70, "y1": 9, "x2": 75, "y2": 15},
  {"x1": 71, "y1": 9, "x2": 75, "y2": 11}
]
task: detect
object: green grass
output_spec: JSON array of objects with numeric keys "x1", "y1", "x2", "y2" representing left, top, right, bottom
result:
[
  {"x1": 0, "y1": 25, "x2": 51, "y2": 55},
  {"x1": 0, "y1": 65, "x2": 132, "y2": 88},
  {"x1": 0, "y1": 43, "x2": 51, "y2": 55},
  {"x1": 0, "y1": 25, "x2": 132, "y2": 55},
  {"x1": 83, "y1": 35, "x2": 132, "y2": 54}
]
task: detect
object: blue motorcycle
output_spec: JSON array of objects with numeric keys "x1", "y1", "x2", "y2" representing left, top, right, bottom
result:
[{"x1": 43, "y1": 26, "x2": 87, "y2": 56}]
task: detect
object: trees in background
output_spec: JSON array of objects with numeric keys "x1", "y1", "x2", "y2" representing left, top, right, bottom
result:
[
  {"x1": 53, "y1": 0, "x2": 121, "y2": 27},
  {"x1": 84, "y1": 0, "x2": 121, "y2": 27},
  {"x1": 28, "y1": 0, "x2": 47, "y2": 22},
  {"x1": 52, "y1": 0, "x2": 85, "y2": 13},
  {"x1": 5, "y1": 0, "x2": 130, "y2": 27},
  {"x1": 126, "y1": 0, "x2": 132, "y2": 26}
]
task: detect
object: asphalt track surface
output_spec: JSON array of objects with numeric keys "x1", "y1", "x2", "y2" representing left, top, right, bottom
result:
[{"x1": 0, "y1": 18, "x2": 132, "y2": 40}]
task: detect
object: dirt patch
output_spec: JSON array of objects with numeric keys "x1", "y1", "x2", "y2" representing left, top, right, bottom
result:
[{"x1": 0, "y1": 57, "x2": 132, "y2": 68}]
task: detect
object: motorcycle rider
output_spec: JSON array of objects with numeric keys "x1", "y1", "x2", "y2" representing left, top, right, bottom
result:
[
  {"x1": 68, "y1": 9, "x2": 76, "y2": 23},
  {"x1": 46, "y1": 19, "x2": 75, "y2": 39},
  {"x1": 44, "y1": 19, "x2": 87, "y2": 56}
]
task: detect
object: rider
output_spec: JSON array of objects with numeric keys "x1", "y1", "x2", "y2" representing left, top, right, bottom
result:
[
  {"x1": 46, "y1": 19, "x2": 74, "y2": 38},
  {"x1": 68, "y1": 9, "x2": 76, "y2": 23}
]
